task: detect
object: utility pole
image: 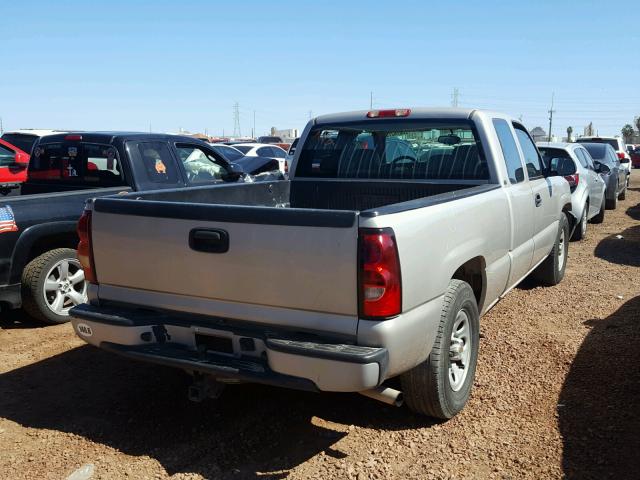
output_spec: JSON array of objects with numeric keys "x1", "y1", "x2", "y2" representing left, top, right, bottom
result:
[
  {"x1": 308, "y1": 110, "x2": 313, "y2": 120},
  {"x1": 547, "y1": 93, "x2": 555, "y2": 142},
  {"x1": 252, "y1": 110, "x2": 256, "y2": 139},
  {"x1": 233, "y1": 102, "x2": 241, "y2": 137},
  {"x1": 451, "y1": 88, "x2": 460, "y2": 107},
  {"x1": 0, "y1": 117, "x2": 3, "y2": 134},
  {"x1": 370, "y1": 91, "x2": 373, "y2": 109}
]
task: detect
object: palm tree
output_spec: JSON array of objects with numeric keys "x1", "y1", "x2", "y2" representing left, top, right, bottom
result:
[
  {"x1": 567, "y1": 126, "x2": 573, "y2": 142},
  {"x1": 635, "y1": 117, "x2": 640, "y2": 135},
  {"x1": 621, "y1": 124, "x2": 634, "y2": 143}
]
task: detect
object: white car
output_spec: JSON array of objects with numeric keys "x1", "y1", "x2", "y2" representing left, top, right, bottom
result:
[
  {"x1": 233, "y1": 143, "x2": 287, "y2": 174},
  {"x1": 576, "y1": 136, "x2": 631, "y2": 186}
]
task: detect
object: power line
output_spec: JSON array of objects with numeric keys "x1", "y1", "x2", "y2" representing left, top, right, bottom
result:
[
  {"x1": 370, "y1": 91, "x2": 373, "y2": 109},
  {"x1": 232, "y1": 102, "x2": 241, "y2": 137}
]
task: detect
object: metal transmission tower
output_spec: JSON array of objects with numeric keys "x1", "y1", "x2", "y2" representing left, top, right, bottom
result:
[
  {"x1": 547, "y1": 93, "x2": 555, "y2": 142},
  {"x1": 451, "y1": 88, "x2": 460, "y2": 107},
  {"x1": 232, "y1": 102, "x2": 241, "y2": 137}
]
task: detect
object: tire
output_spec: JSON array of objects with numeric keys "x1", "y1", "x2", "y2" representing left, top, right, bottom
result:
[
  {"x1": 590, "y1": 197, "x2": 606, "y2": 224},
  {"x1": 619, "y1": 182, "x2": 626, "y2": 200},
  {"x1": 572, "y1": 204, "x2": 587, "y2": 241},
  {"x1": 531, "y1": 214, "x2": 569, "y2": 286},
  {"x1": 21, "y1": 248, "x2": 87, "y2": 324},
  {"x1": 400, "y1": 279, "x2": 480, "y2": 419},
  {"x1": 606, "y1": 187, "x2": 618, "y2": 210}
]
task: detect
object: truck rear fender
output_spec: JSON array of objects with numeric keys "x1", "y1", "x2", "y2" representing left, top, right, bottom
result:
[
  {"x1": 451, "y1": 256, "x2": 486, "y2": 309},
  {"x1": 9, "y1": 221, "x2": 78, "y2": 284}
]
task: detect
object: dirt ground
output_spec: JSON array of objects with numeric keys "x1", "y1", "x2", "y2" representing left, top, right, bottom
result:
[{"x1": 1, "y1": 172, "x2": 639, "y2": 480}]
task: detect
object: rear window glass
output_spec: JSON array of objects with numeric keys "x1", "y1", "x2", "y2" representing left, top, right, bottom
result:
[
  {"x1": 539, "y1": 148, "x2": 577, "y2": 174},
  {"x1": 576, "y1": 138, "x2": 619, "y2": 151},
  {"x1": 234, "y1": 145, "x2": 253, "y2": 154},
  {"x1": 296, "y1": 121, "x2": 488, "y2": 180},
  {"x1": 29, "y1": 143, "x2": 125, "y2": 186},
  {"x1": 0, "y1": 144, "x2": 16, "y2": 167},
  {"x1": 211, "y1": 145, "x2": 243, "y2": 162},
  {"x1": 1, "y1": 134, "x2": 36, "y2": 153},
  {"x1": 581, "y1": 144, "x2": 608, "y2": 161}
]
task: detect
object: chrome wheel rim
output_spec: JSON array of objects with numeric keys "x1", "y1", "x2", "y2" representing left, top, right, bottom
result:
[
  {"x1": 558, "y1": 228, "x2": 566, "y2": 270},
  {"x1": 43, "y1": 258, "x2": 87, "y2": 316},
  {"x1": 449, "y1": 310, "x2": 472, "y2": 391}
]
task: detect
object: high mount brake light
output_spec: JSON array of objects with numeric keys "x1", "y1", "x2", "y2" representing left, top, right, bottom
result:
[
  {"x1": 65, "y1": 134, "x2": 82, "y2": 141},
  {"x1": 366, "y1": 109, "x2": 411, "y2": 119},
  {"x1": 359, "y1": 228, "x2": 401, "y2": 318},
  {"x1": 77, "y1": 208, "x2": 97, "y2": 283}
]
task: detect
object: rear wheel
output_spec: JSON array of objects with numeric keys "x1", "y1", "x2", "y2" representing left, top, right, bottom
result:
[
  {"x1": 400, "y1": 279, "x2": 479, "y2": 419},
  {"x1": 619, "y1": 181, "x2": 626, "y2": 200},
  {"x1": 572, "y1": 205, "x2": 587, "y2": 241},
  {"x1": 591, "y1": 197, "x2": 606, "y2": 224},
  {"x1": 21, "y1": 248, "x2": 87, "y2": 324},
  {"x1": 531, "y1": 214, "x2": 569, "y2": 286}
]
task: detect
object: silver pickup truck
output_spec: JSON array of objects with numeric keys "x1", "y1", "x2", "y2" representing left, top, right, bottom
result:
[{"x1": 70, "y1": 108, "x2": 572, "y2": 419}]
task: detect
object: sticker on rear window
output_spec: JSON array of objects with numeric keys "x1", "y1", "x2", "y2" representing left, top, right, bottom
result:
[{"x1": 68, "y1": 147, "x2": 78, "y2": 157}]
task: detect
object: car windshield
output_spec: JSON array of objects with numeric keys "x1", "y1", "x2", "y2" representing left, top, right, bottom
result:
[
  {"x1": 233, "y1": 145, "x2": 253, "y2": 154},
  {"x1": 297, "y1": 120, "x2": 487, "y2": 180},
  {"x1": 0, "y1": 133, "x2": 36, "y2": 153},
  {"x1": 211, "y1": 145, "x2": 244, "y2": 161}
]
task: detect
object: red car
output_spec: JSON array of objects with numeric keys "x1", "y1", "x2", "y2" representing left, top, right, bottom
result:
[
  {"x1": 0, "y1": 139, "x2": 30, "y2": 188},
  {"x1": 630, "y1": 147, "x2": 640, "y2": 169}
]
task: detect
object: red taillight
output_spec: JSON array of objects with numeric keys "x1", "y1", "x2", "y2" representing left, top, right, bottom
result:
[
  {"x1": 359, "y1": 228, "x2": 401, "y2": 318},
  {"x1": 366, "y1": 109, "x2": 411, "y2": 118},
  {"x1": 564, "y1": 173, "x2": 579, "y2": 188},
  {"x1": 65, "y1": 134, "x2": 82, "y2": 141},
  {"x1": 77, "y1": 208, "x2": 97, "y2": 283},
  {"x1": 616, "y1": 152, "x2": 625, "y2": 160}
]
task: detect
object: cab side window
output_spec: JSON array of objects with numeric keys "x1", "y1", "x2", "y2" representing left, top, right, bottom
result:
[
  {"x1": 493, "y1": 119, "x2": 525, "y2": 183},
  {"x1": 0, "y1": 144, "x2": 16, "y2": 167},
  {"x1": 574, "y1": 149, "x2": 589, "y2": 169},
  {"x1": 513, "y1": 125, "x2": 543, "y2": 179},
  {"x1": 176, "y1": 144, "x2": 228, "y2": 184},
  {"x1": 134, "y1": 141, "x2": 180, "y2": 185}
]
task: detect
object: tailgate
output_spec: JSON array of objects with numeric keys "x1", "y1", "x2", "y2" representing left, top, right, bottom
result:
[{"x1": 90, "y1": 197, "x2": 359, "y2": 317}]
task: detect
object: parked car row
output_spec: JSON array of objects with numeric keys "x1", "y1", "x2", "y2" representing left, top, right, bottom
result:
[{"x1": 537, "y1": 139, "x2": 630, "y2": 241}]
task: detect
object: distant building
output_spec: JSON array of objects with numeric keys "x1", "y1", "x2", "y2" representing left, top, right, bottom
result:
[
  {"x1": 271, "y1": 128, "x2": 299, "y2": 142},
  {"x1": 530, "y1": 126, "x2": 547, "y2": 142}
]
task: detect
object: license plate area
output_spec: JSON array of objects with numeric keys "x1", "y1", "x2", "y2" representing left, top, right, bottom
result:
[{"x1": 195, "y1": 333, "x2": 234, "y2": 355}]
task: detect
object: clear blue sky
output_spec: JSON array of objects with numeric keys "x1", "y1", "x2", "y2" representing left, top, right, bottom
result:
[{"x1": 2, "y1": 0, "x2": 639, "y2": 137}]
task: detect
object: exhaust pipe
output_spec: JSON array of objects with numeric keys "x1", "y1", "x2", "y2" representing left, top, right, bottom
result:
[{"x1": 359, "y1": 386, "x2": 403, "y2": 407}]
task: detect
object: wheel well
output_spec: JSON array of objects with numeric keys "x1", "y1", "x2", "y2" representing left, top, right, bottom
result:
[
  {"x1": 26, "y1": 233, "x2": 78, "y2": 264},
  {"x1": 452, "y1": 256, "x2": 485, "y2": 307},
  {"x1": 562, "y1": 203, "x2": 575, "y2": 230}
]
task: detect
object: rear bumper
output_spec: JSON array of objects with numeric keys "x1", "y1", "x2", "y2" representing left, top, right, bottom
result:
[
  {"x1": 70, "y1": 303, "x2": 388, "y2": 393},
  {"x1": 0, "y1": 283, "x2": 21, "y2": 308}
]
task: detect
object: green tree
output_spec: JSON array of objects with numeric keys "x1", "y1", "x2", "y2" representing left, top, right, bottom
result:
[
  {"x1": 567, "y1": 126, "x2": 573, "y2": 142},
  {"x1": 635, "y1": 117, "x2": 640, "y2": 135},
  {"x1": 621, "y1": 124, "x2": 634, "y2": 143}
]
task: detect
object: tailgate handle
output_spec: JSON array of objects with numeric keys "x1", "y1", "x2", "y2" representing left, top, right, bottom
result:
[{"x1": 189, "y1": 229, "x2": 229, "y2": 253}]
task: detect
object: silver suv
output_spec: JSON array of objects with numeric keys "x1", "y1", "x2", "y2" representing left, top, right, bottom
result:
[{"x1": 538, "y1": 142, "x2": 606, "y2": 240}]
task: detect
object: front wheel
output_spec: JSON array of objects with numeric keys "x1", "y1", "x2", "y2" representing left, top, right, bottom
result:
[
  {"x1": 531, "y1": 214, "x2": 569, "y2": 286},
  {"x1": 606, "y1": 187, "x2": 618, "y2": 209},
  {"x1": 619, "y1": 180, "x2": 627, "y2": 200},
  {"x1": 400, "y1": 279, "x2": 480, "y2": 419},
  {"x1": 21, "y1": 248, "x2": 88, "y2": 324}
]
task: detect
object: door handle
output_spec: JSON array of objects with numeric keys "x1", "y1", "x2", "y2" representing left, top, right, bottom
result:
[
  {"x1": 534, "y1": 193, "x2": 542, "y2": 207},
  {"x1": 189, "y1": 228, "x2": 229, "y2": 253}
]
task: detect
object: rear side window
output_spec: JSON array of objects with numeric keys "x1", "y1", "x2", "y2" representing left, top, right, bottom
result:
[
  {"x1": 234, "y1": 145, "x2": 253, "y2": 154},
  {"x1": 29, "y1": 143, "x2": 126, "y2": 186},
  {"x1": 539, "y1": 148, "x2": 577, "y2": 175},
  {"x1": 575, "y1": 149, "x2": 593, "y2": 169},
  {"x1": 132, "y1": 141, "x2": 180, "y2": 185},
  {"x1": 0, "y1": 144, "x2": 16, "y2": 167},
  {"x1": 256, "y1": 147, "x2": 273, "y2": 157},
  {"x1": 296, "y1": 121, "x2": 488, "y2": 180},
  {"x1": 513, "y1": 125, "x2": 543, "y2": 178},
  {"x1": 270, "y1": 147, "x2": 286, "y2": 158},
  {"x1": 493, "y1": 119, "x2": 524, "y2": 183}
]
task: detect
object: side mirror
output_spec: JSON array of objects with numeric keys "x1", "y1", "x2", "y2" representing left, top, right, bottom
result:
[
  {"x1": 221, "y1": 162, "x2": 245, "y2": 182},
  {"x1": 595, "y1": 162, "x2": 610, "y2": 174}
]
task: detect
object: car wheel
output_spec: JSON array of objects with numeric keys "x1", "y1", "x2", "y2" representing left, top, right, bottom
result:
[
  {"x1": 531, "y1": 213, "x2": 569, "y2": 286},
  {"x1": 572, "y1": 205, "x2": 587, "y2": 241},
  {"x1": 619, "y1": 182, "x2": 626, "y2": 200},
  {"x1": 21, "y1": 248, "x2": 87, "y2": 324},
  {"x1": 591, "y1": 197, "x2": 606, "y2": 224},
  {"x1": 400, "y1": 279, "x2": 479, "y2": 419}
]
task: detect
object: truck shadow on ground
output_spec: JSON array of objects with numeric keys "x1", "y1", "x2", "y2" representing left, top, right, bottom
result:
[
  {"x1": 0, "y1": 345, "x2": 432, "y2": 479},
  {"x1": 558, "y1": 295, "x2": 640, "y2": 479},
  {"x1": 0, "y1": 309, "x2": 45, "y2": 330},
  {"x1": 594, "y1": 224, "x2": 640, "y2": 267}
]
